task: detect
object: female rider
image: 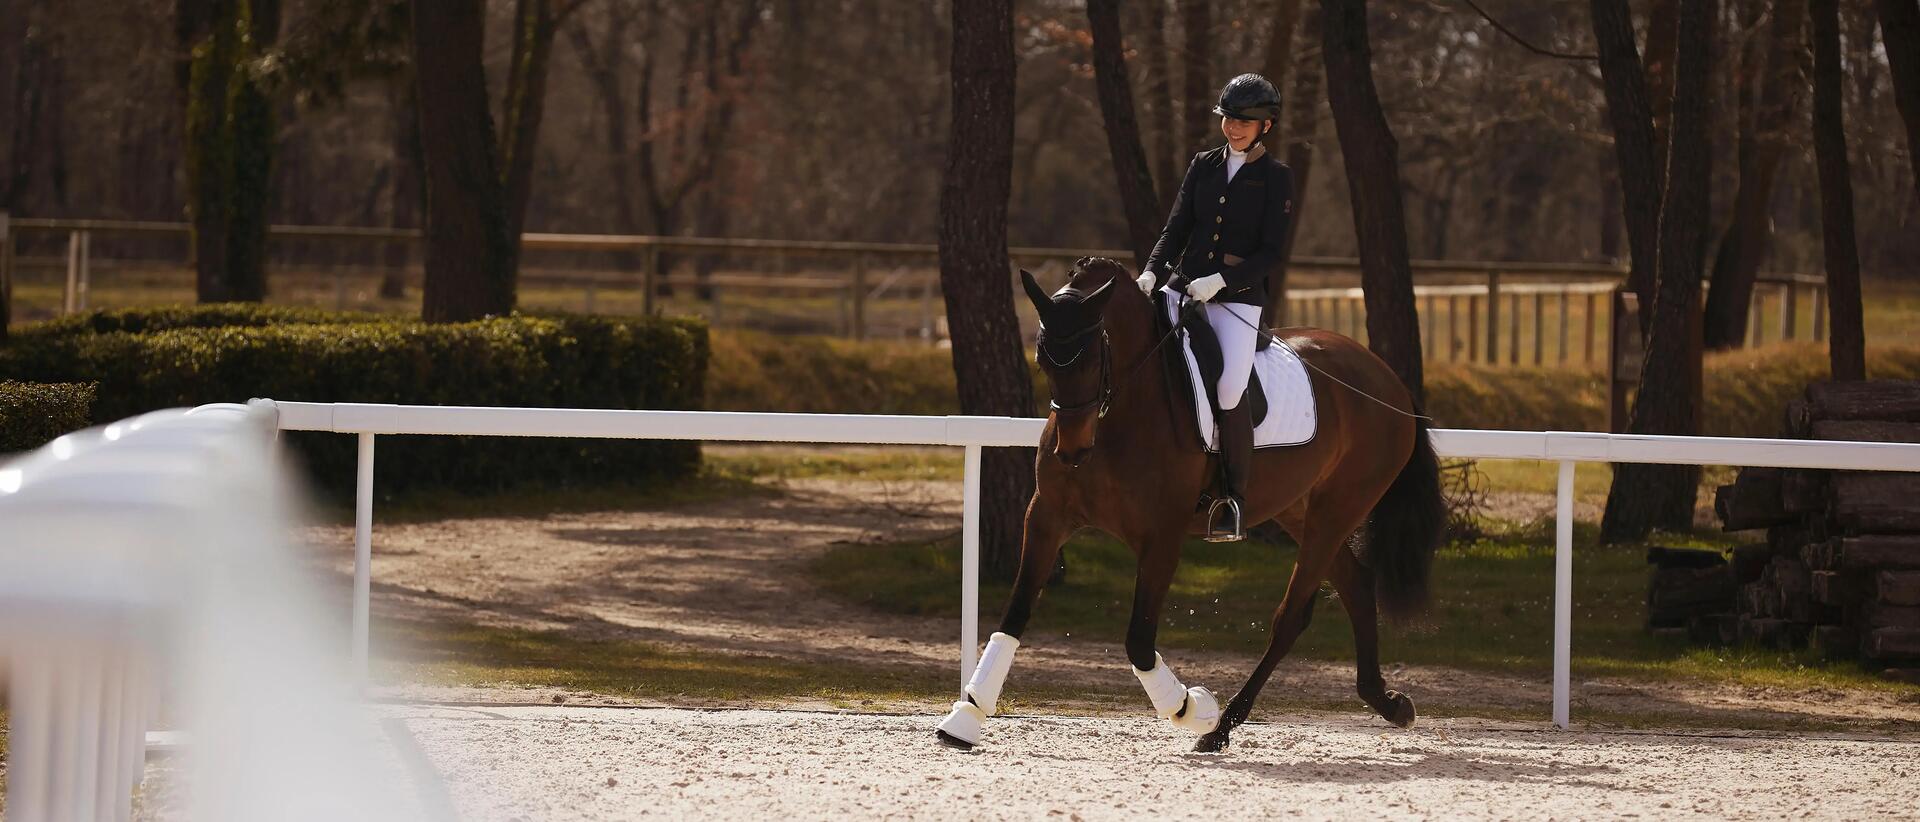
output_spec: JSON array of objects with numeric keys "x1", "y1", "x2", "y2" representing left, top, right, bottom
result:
[{"x1": 1137, "y1": 73, "x2": 1294, "y2": 543}]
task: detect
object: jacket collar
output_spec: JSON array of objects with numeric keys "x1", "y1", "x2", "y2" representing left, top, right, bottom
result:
[{"x1": 1208, "y1": 141, "x2": 1268, "y2": 165}]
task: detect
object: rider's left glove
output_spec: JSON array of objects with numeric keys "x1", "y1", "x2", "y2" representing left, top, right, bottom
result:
[{"x1": 1186, "y1": 274, "x2": 1227, "y2": 302}]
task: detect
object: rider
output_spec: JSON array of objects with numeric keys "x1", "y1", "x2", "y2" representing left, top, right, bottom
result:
[{"x1": 1136, "y1": 72, "x2": 1295, "y2": 543}]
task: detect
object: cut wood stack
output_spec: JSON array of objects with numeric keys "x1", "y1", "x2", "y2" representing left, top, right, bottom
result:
[{"x1": 1701, "y1": 380, "x2": 1920, "y2": 678}]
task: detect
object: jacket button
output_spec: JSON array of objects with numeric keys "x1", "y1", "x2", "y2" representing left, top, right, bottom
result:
[
  {"x1": 1218, "y1": 196, "x2": 1226, "y2": 204},
  {"x1": 1207, "y1": 252, "x2": 1215, "y2": 259},
  {"x1": 1212, "y1": 234, "x2": 1220, "y2": 241},
  {"x1": 1215, "y1": 216, "x2": 1223, "y2": 224}
]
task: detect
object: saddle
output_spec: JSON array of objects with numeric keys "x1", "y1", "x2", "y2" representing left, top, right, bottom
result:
[{"x1": 1153, "y1": 287, "x2": 1269, "y2": 442}]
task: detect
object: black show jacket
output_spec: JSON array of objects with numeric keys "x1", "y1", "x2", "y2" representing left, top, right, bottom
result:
[{"x1": 1142, "y1": 143, "x2": 1295, "y2": 308}]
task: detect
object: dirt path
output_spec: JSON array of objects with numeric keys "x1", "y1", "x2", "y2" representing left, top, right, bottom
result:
[
  {"x1": 312, "y1": 479, "x2": 1920, "y2": 731},
  {"x1": 378, "y1": 706, "x2": 1920, "y2": 821}
]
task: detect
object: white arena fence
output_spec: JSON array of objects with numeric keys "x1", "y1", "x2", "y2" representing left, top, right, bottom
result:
[
  {"x1": 0, "y1": 401, "x2": 426, "y2": 822},
  {"x1": 264, "y1": 400, "x2": 1920, "y2": 731}
]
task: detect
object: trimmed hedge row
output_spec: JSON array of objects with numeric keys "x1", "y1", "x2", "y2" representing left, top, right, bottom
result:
[
  {"x1": 0, "y1": 381, "x2": 96, "y2": 455},
  {"x1": 0, "y1": 306, "x2": 709, "y2": 500}
]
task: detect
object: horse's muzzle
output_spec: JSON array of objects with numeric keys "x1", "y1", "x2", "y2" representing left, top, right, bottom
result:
[{"x1": 1055, "y1": 447, "x2": 1092, "y2": 469}]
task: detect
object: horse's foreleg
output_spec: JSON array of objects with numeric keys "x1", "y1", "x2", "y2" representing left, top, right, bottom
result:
[
  {"x1": 934, "y1": 497, "x2": 1071, "y2": 750},
  {"x1": 1193, "y1": 532, "x2": 1341, "y2": 753},
  {"x1": 1123, "y1": 537, "x2": 1221, "y2": 736},
  {"x1": 1328, "y1": 549, "x2": 1417, "y2": 728}
]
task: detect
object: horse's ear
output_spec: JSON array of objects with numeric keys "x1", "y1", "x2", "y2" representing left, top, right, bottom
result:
[{"x1": 1019, "y1": 269, "x2": 1051, "y2": 316}]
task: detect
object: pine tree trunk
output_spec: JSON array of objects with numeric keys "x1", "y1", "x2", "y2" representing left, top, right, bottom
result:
[
  {"x1": 1319, "y1": 0, "x2": 1423, "y2": 403},
  {"x1": 1141, "y1": 0, "x2": 1178, "y2": 213},
  {"x1": 1703, "y1": 0, "x2": 1808, "y2": 350},
  {"x1": 1602, "y1": 0, "x2": 1716, "y2": 543},
  {"x1": 940, "y1": 0, "x2": 1036, "y2": 580},
  {"x1": 1878, "y1": 0, "x2": 1920, "y2": 204},
  {"x1": 1087, "y1": 0, "x2": 1162, "y2": 268},
  {"x1": 381, "y1": 73, "x2": 421, "y2": 300},
  {"x1": 1812, "y1": 0, "x2": 1866, "y2": 380},
  {"x1": 501, "y1": 0, "x2": 558, "y2": 246},
  {"x1": 1180, "y1": 0, "x2": 1214, "y2": 154},
  {"x1": 1261, "y1": 0, "x2": 1311, "y2": 329},
  {"x1": 185, "y1": 0, "x2": 238, "y2": 303},
  {"x1": 225, "y1": 0, "x2": 279, "y2": 302},
  {"x1": 411, "y1": 0, "x2": 517, "y2": 322},
  {"x1": 1590, "y1": 0, "x2": 1665, "y2": 327}
]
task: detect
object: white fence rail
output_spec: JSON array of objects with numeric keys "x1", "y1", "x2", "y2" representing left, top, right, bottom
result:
[
  {"x1": 0, "y1": 402, "x2": 424, "y2": 821},
  {"x1": 263, "y1": 400, "x2": 1920, "y2": 730}
]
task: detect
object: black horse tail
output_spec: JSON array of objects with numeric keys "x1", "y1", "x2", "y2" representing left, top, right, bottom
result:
[{"x1": 1363, "y1": 412, "x2": 1446, "y2": 623}]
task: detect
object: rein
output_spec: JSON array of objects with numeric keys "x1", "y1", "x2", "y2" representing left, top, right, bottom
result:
[{"x1": 1039, "y1": 306, "x2": 1186, "y2": 420}]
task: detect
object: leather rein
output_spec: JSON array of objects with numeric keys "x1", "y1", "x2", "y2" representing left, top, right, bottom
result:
[{"x1": 1037, "y1": 299, "x2": 1185, "y2": 420}]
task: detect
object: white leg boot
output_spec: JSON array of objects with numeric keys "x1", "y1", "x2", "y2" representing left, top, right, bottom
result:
[
  {"x1": 1132, "y1": 652, "x2": 1222, "y2": 735},
  {"x1": 935, "y1": 632, "x2": 1020, "y2": 748}
]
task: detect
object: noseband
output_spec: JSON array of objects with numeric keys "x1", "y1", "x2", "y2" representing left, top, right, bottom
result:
[{"x1": 1038, "y1": 319, "x2": 1112, "y2": 420}]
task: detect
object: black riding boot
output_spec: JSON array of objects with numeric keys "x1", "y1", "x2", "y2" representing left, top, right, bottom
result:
[{"x1": 1206, "y1": 402, "x2": 1254, "y2": 542}]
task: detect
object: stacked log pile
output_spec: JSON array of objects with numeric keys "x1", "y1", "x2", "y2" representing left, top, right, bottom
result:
[{"x1": 1695, "y1": 381, "x2": 1920, "y2": 677}]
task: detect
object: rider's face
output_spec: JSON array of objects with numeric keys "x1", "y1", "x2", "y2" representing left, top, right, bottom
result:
[{"x1": 1220, "y1": 116, "x2": 1263, "y2": 151}]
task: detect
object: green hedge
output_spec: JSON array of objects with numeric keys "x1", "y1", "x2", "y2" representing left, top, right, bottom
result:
[
  {"x1": 0, "y1": 306, "x2": 709, "y2": 500},
  {"x1": 0, "y1": 381, "x2": 96, "y2": 454}
]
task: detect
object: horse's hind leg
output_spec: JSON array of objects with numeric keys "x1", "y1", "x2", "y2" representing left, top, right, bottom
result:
[
  {"x1": 1191, "y1": 527, "x2": 1342, "y2": 753},
  {"x1": 1328, "y1": 548, "x2": 1417, "y2": 728},
  {"x1": 934, "y1": 496, "x2": 1072, "y2": 750}
]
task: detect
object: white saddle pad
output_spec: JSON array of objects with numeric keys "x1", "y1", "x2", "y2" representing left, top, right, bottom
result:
[{"x1": 1164, "y1": 291, "x2": 1318, "y2": 451}]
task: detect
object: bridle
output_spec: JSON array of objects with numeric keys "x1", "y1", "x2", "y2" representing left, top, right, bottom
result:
[
  {"x1": 1037, "y1": 319, "x2": 1113, "y2": 419},
  {"x1": 1036, "y1": 292, "x2": 1186, "y2": 422}
]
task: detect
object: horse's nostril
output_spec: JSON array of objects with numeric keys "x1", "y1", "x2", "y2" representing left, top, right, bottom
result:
[{"x1": 1057, "y1": 448, "x2": 1091, "y2": 468}]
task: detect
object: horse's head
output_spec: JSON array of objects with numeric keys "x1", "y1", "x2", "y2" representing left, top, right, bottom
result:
[{"x1": 1022, "y1": 256, "x2": 1129, "y2": 467}]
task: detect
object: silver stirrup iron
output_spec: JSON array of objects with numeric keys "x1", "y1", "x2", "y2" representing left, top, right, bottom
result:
[{"x1": 1205, "y1": 496, "x2": 1244, "y2": 543}]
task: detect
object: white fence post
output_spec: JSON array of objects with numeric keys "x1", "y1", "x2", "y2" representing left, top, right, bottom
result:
[
  {"x1": 353, "y1": 433, "x2": 376, "y2": 683},
  {"x1": 1554, "y1": 459, "x2": 1575, "y2": 729},
  {"x1": 961, "y1": 444, "x2": 982, "y2": 693}
]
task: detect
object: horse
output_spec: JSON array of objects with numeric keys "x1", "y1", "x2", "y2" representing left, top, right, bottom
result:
[{"x1": 935, "y1": 256, "x2": 1444, "y2": 754}]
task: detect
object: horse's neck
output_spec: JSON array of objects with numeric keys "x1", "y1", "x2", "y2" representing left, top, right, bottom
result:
[{"x1": 1102, "y1": 297, "x2": 1180, "y2": 435}]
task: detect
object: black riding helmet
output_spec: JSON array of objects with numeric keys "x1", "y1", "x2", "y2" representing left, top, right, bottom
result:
[{"x1": 1212, "y1": 73, "x2": 1281, "y2": 122}]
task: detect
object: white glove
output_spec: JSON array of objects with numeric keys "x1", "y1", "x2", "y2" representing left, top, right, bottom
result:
[
  {"x1": 1135, "y1": 270, "x2": 1157, "y2": 295},
  {"x1": 1186, "y1": 273, "x2": 1227, "y2": 302}
]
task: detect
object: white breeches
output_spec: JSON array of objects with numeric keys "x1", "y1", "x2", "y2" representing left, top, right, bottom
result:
[{"x1": 1206, "y1": 302, "x2": 1262, "y2": 410}]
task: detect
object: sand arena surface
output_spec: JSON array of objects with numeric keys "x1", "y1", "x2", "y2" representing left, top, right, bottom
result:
[{"x1": 329, "y1": 704, "x2": 1919, "y2": 821}]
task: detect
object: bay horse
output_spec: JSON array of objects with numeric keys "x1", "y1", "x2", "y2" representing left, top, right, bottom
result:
[{"x1": 935, "y1": 256, "x2": 1443, "y2": 754}]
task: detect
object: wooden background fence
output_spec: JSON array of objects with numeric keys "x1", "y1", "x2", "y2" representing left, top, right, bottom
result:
[{"x1": 0, "y1": 216, "x2": 1827, "y2": 368}]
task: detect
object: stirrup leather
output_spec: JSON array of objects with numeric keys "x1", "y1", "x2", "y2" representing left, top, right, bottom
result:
[{"x1": 1204, "y1": 496, "x2": 1245, "y2": 542}]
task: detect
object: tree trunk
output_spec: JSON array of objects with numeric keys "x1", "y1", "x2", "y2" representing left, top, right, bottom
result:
[
  {"x1": 1879, "y1": 0, "x2": 1920, "y2": 205},
  {"x1": 185, "y1": 0, "x2": 238, "y2": 302},
  {"x1": 411, "y1": 0, "x2": 516, "y2": 322},
  {"x1": 1259, "y1": 0, "x2": 1305, "y2": 155},
  {"x1": 381, "y1": 73, "x2": 421, "y2": 300},
  {"x1": 1263, "y1": 0, "x2": 1313, "y2": 330},
  {"x1": 501, "y1": 0, "x2": 559, "y2": 245},
  {"x1": 1087, "y1": 0, "x2": 1161, "y2": 267},
  {"x1": 1180, "y1": 0, "x2": 1214, "y2": 154},
  {"x1": 1703, "y1": 0, "x2": 1808, "y2": 350},
  {"x1": 1319, "y1": 0, "x2": 1423, "y2": 403},
  {"x1": 1813, "y1": 0, "x2": 1865, "y2": 380},
  {"x1": 940, "y1": 0, "x2": 1035, "y2": 580},
  {"x1": 1602, "y1": 0, "x2": 1717, "y2": 544},
  {"x1": 225, "y1": 0, "x2": 280, "y2": 302},
  {"x1": 1141, "y1": 0, "x2": 1178, "y2": 212},
  {"x1": 1590, "y1": 0, "x2": 1665, "y2": 325}
]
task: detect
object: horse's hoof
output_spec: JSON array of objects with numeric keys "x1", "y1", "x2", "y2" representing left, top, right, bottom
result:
[
  {"x1": 1385, "y1": 691, "x2": 1417, "y2": 729},
  {"x1": 1193, "y1": 730, "x2": 1230, "y2": 753},
  {"x1": 935, "y1": 730, "x2": 976, "y2": 751}
]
